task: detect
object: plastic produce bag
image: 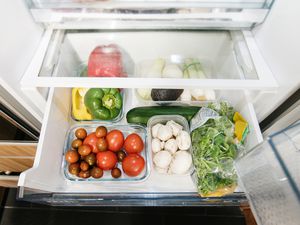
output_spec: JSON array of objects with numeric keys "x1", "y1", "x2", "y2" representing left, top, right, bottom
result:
[{"x1": 190, "y1": 106, "x2": 244, "y2": 197}]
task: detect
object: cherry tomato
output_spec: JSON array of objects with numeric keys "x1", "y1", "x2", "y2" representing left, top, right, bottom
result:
[
  {"x1": 84, "y1": 153, "x2": 96, "y2": 166},
  {"x1": 106, "y1": 130, "x2": 124, "y2": 152},
  {"x1": 122, "y1": 154, "x2": 145, "y2": 177},
  {"x1": 71, "y1": 139, "x2": 82, "y2": 149},
  {"x1": 96, "y1": 151, "x2": 117, "y2": 170},
  {"x1": 111, "y1": 168, "x2": 122, "y2": 178},
  {"x1": 96, "y1": 138, "x2": 108, "y2": 152},
  {"x1": 116, "y1": 150, "x2": 126, "y2": 162},
  {"x1": 78, "y1": 144, "x2": 92, "y2": 156},
  {"x1": 83, "y1": 132, "x2": 99, "y2": 153},
  {"x1": 68, "y1": 163, "x2": 80, "y2": 176},
  {"x1": 79, "y1": 170, "x2": 90, "y2": 178},
  {"x1": 80, "y1": 161, "x2": 89, "y2": 171},
  {"x1": 124, "y1": 133, "x2": 144, "y2": 154},
  {"x1": 91, "y1": 167, "x2": 103, "y2": 179},
  {"x1": 95, "y1": 126, "x2": 107, "y2": 138},
  {"x1": 75, "y1": 128, "x2": 87, "y2": 139},
  {"x1": 65, "y1": 150, "x2": 79, "y2": 163}
]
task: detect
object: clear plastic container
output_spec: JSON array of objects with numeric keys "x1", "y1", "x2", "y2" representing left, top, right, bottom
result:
[
  {"x1": 135, "y1": 55, "x2": 212, "y2": 78},
  {"x1": 134, "y1": 55, "x2": 215, "y2": 104},
  {"x1": 134, "y1": 89, "x2": 216, "y2": 106},
  {"x1": 70, "y1": 87, "x2": 125, "y2": 123},
  {"x1": 62, "y1": 124, "x2": 151, "y2": 182},
  {"x1": 147, "y1": 115, "x2": 194, "y2": 175}
]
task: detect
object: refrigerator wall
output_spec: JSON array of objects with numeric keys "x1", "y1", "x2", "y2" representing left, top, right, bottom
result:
[
  {"x1": 0, "y1": 0, "x2": 44, "y2": 130},
  {"x1": 253, "y1": 0, "x2": 300, "y2": 121}
]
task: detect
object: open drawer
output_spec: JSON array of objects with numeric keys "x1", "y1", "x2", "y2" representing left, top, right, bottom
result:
[
  {"x1": 21, "y1": 29, "x2": 277, "y2": 90},
  {"x1": 18, "y1": 87, "x2": 263, "y2": 206},
  {"x1": 27, "y1": 0, "x2": 274, "y2": 29}
]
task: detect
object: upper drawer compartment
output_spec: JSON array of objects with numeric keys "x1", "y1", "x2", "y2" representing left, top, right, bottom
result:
[
  {"x1": 21, "y1": 29, "x2": 277, "y2": 90},
  {"x1": 27, "y1": 0, "x2": 275, "y2": 29}
]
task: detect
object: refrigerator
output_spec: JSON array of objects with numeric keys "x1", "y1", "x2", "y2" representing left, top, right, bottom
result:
[{"x1": 0, "y1": 0, "x2": 299, "y2": 224}]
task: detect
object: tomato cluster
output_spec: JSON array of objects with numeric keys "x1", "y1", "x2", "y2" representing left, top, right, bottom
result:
[{"x1": 65, "y1": 126, "x2": 145, "y2": 179}]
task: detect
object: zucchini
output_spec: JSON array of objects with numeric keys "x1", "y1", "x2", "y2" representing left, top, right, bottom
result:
[{"x1": 126, "y1": 106, "x2": 201, "y2": 125}]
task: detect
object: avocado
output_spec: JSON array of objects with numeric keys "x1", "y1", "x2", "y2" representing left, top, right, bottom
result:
[{"x1": 151, "y1": 89, "x2": 184, "y2": 101}]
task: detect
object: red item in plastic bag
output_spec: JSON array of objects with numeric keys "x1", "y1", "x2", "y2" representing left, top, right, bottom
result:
[{"x1": 87, "y1": 44, "x2": 125, "y2": 77}]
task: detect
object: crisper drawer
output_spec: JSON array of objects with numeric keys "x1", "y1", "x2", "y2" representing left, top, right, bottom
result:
[
  {"x1": 27, "y1": 0, "x2": 275, "y2": 29},
  {"x1": 21, "y1": 29, "x2": 277, "y2": 90},
  {"x1": 17, "y1": 87, "x2": 263, "y2": 206}
]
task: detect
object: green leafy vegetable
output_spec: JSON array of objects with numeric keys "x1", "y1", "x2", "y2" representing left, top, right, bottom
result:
[
  {"x1": 207, "y1": 102, "x2": 235, "y2": 121},
  {"x1": 191, "y1": 116, "x2": 238, "y2": 196}
]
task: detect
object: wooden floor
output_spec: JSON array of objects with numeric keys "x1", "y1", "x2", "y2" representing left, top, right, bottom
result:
[{"x1": 240, "y1": 204, "x2": 258, "y2": 225}]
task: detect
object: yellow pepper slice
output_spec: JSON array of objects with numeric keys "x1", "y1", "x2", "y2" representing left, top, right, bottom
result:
[
  {"x1": 235, "y1": 120, "x2": 248, "y2": 142},
  {"x1": 72, "y1": 88, "x2": 92, "y2": 120},
  {"x1": 200, "y1": 185, "x2": 237, "y2": 197},
  {"x1": 233, "y1": 112, "x2": 249, "y2": 142},
  {"x1": 233, "y1": 111, "x2": 247, "y2": 123}
]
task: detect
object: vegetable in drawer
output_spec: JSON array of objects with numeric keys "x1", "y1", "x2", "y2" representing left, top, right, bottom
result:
[
  {"x1": 64, "y1": 126, "x2": 147, "y2": 180},
  {"x1": 72, "y1": 88, "x2": 92, "y2": 120},
  {"x1": 151, "y1": 119, "x2": 193, "y2": 175},
  {"x1": 72, "y1": 88, "x2": 123, "y2": 121},
  {"x1": 126, "y1": 106, "x2": 201, "y2": 126},
  {"x1": 87, "y1": 44, "x2": 126, "y2": 77},
  {"x1": 136, "y1": 57, "x2": 216, "y2": 102},
  {"x1": 190, "y1": 102, "x2": 249, "y2": 197},
  {"x1": 84, "y1": 88, "x2": 122, "y2": 120}
]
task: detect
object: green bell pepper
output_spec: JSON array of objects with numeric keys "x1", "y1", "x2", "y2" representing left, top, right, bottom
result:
[{"x1": 84, "y1": 88, "x2": 122, "y2": 120}]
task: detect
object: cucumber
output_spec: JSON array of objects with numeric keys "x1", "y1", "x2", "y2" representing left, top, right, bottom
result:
[{"x1": 126, "y1": 106, "x2": 201, "y2": 125}]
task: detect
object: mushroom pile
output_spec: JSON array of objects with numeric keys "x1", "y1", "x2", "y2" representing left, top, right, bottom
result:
[{"x1": 151, "y1": 120, "x2": 192, "y2": 175}]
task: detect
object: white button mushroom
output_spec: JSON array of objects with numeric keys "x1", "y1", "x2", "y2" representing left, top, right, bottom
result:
[
  {"x1": 153, "y1": 151, "x2": 172, "y2": 169},
  {"x1": 152, "y1": 138, "x2": 162, "y2": 153},
  {"x1": 151, "y1": 123, "x2": 163, "y2": 138},
  {"x1": 160, "y1": 141, "x2": 165, "y2": 149},
  {"x1": 169, "y1": 151, "x2": 192, "y2": 175},
  {"x1": 166, "y1": 120, "x2": 183, "y2": 137},
  {"x1": 164, "y1": 138, "x2": 178, "y2": 154},
  {"x1": 176, "y1": 130, "x2": 191, "y2": 150},
  {"x1": 157, "y1": 125, "x2": 173, "y2": 141},
  {"x1": 155, "y1": 166, "x2": 168, "y2": 174}
]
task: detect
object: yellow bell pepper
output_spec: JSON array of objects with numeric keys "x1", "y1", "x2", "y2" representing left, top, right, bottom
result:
[
  {"x1": 72, "y1": 88, "x2": 92, "y2": 120},
  {"x1": 233, "y1": 112, "x2": 248, "y2": 142}
]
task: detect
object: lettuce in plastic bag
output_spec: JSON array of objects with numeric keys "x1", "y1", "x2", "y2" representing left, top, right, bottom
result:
[{"x1": 191, "y1": 116, "x2": 238, "y2": 196}]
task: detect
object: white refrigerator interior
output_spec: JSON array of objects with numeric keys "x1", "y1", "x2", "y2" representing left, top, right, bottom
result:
[{"x1": 0, "y1": 1, "x2": 299, "y2": 221}]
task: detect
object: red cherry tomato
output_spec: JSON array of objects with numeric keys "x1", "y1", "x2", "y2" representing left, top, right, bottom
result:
[
  {"x1": 96, "y1": 151, "x2": 117, "y2": 170},
  {"x1": 83, "y1": 132, "x2": 99, "y2": 153},
  {"x1": 106, "y1": 130, "x2": 124, "y2": 152},
  {"x1": 122, "y1": 154, "x2": 145, "y2": 177},
  {"x1": 124, "y1": 133, "x2": 144, "y2": 154}
]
